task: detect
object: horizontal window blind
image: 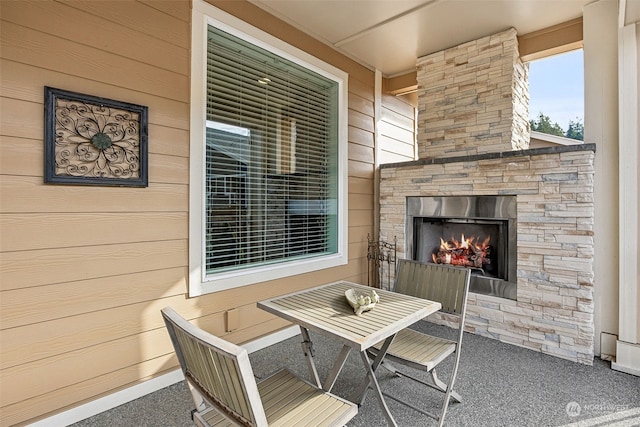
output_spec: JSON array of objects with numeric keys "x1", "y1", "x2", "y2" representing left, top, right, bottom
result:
[{"x1": 204, "y1": 25, "x2": 339, "y2": 276}]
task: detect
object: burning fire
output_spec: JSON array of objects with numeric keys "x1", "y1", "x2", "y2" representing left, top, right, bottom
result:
[{"x1": 432, "y1": 234, "x2": 491, "y2": 269}]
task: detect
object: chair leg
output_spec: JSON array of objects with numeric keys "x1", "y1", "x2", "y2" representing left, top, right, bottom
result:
[
  {"x1": 378, "y1": 368, "x2": 461, "y2": 425},
  {"x1": 438, "y1": 346, "x2": 464, "y2": 427},
  {"x1": 380, "y1": 362, "x2": 462, "y2": 404},
  {"x1": 431, "y1": 370, "x2": 462, "y2": 403},
  {"x1": 378, "y1": 359, "x2": 401, "y2": 376},
  {"x1": 438, "y1": 384, "x2": 455, "y2": 427},
  {"x1": 372, "y1": 351, "x2": 463, "y2": 425},
  {"x1": 187, "y1": 382, "x2": 209, "y2": 412}
]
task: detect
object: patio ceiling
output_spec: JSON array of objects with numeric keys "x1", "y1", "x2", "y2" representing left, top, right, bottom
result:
[{"x1": 248, "y1": 0, "x2": 607, "y2": 76}]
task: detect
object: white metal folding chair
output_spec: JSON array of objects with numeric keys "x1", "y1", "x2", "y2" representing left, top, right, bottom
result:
[
  {"x1": 161, "y1": 307, "x2": 358, "y2": 427},
  {"x1": 367, "y1": 260, "x2": 471, "y2": 426}
]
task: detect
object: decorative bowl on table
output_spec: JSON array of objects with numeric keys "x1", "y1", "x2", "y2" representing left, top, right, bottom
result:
[{"x1": 345, "y1": 288, "x2": 380, "y2": 316}]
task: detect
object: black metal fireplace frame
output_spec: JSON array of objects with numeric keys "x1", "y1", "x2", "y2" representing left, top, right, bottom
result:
[{"x1": 406, "y1": 195, "x2": 517, "y2": 300}]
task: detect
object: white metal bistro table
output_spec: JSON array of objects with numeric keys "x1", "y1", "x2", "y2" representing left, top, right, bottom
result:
[{"x1": 258, "y1": 280, "x2": 442, "y2": 426}]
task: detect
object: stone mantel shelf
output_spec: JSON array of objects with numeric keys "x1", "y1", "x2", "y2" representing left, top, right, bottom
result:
[{"x1": 380, "y1": 143, "x2": 597, "y2": 170}]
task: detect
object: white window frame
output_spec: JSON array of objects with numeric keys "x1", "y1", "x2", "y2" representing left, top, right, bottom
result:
[{"x1": 189, "y1": 0, "x2": 348, "y2": 296}]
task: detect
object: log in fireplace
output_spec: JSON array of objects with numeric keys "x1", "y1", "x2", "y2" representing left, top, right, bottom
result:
[{"x1": 407, "y1": 195, "x2": 517, "y2": 300}]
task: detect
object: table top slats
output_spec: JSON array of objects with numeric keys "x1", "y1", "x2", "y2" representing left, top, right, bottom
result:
[{"x1": 258, "y1": 281, "x2": 441, "y2": 351}]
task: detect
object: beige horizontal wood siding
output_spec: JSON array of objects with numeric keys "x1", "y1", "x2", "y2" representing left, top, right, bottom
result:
[
  {"x1": 379, "y1": 93, "x2": 417, "y2": 164},
  {"x1": 0, "y1": 0, "x2": 191, "y2": 423},
  {"x1": 0, "y1": 0, "x2": 376, "y2": 425}
]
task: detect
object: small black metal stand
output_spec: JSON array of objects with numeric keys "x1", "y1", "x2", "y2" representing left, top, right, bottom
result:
[{"x1": 367, "y1": 234, "x2": 397, "y2": 290}]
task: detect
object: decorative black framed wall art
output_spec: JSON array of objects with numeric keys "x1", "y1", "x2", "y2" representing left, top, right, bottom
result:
[{"x1": 44, "y1": 86, "x2": 148, "y2": 187}]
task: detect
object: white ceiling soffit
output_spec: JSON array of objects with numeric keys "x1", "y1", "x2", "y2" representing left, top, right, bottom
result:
[
  {"x1": 622, "y1": 0, "x2": 640, "y2": 26},
  {"x1": 249, "y1": 0, "x2": 591, "y2": 76}
]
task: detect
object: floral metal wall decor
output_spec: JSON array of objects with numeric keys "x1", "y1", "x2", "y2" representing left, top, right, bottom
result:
[{"x1": 44, "y1": 87, "x2": 148, "y2": 187}]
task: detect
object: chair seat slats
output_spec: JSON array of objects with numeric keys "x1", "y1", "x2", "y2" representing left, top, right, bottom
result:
[
  {"x1": 372, "y1": 328, "x2": 457, "y2": 371},
  {"x1": 198, "y1": 408, "x2": 236, "y2": 426},
  {"x1": 259, "y1": 369, "x2": 357, "y2": 427}
]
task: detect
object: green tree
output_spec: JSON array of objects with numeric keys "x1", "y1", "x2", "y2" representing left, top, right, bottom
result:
[
  {"x1": 565, "y1": 117, "x2": 584, "y2": 141},
  {"x1": 530, "y1": 112, "x2": 565, "y2": 137}
]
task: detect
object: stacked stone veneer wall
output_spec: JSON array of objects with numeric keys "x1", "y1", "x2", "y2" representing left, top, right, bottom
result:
[
  {"x1": 379, "y1": 145, "x2": 596, "y2": 364},
  {"x1": 417, "y1": 28, "x2": 530, "y2": 158}
]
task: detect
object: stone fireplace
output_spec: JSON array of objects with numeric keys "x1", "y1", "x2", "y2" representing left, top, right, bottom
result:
[{"x1": 378, "y1": 28, "x2": 596, "y2": 364}]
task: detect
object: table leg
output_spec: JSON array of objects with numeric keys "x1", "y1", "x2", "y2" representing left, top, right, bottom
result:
[
  {"x1": 323, "y1": 345, "x2": 351, "y2": 391},
  {"x1": 353, "y1": 335, "x2": 398, "y2": 426},
  {"x1": 299, "y1": 326, "x2": 322, "y2": 388},
  {"x1": 359, "y1": 350, "x2": 397, "y2": 426},
  {"x1": 353, "y1": 334, "x2": 395, "y2": 403}
]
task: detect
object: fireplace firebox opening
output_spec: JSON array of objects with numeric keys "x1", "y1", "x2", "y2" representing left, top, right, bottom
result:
[{"x1": 406, "y1": 196, "x2": 517, "y2": 300}]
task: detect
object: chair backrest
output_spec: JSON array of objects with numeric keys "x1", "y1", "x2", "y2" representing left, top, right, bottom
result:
[
  {"x1": 394, "y1": 259, "x2": 471, "y2": 315},
  {"x1": 161, "y1": 307, "x2": 268, "y2": 426}
]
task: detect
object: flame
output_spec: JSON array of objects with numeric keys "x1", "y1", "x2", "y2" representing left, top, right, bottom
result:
[
  {"x1": 433, "y1": 234, "x2": 491, "y2": 266},
  {"x1": 460, "y1": 234, "x2": 469, "y2": 249},
  {"x1": 439, "y1": 237, "x2": 453, "y2": 250},
  {"x1": 440, "y1": 234, "x2": 490, "y2": 251}
]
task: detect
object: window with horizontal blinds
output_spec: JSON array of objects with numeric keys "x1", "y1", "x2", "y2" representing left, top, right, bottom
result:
[{"x1": 204, "y1": 25, "x2": 340, "y2": 276}]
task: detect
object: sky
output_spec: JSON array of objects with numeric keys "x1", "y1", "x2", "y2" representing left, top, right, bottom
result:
[{"x1": 528, "y1": 49, "x2": 584, "y2": 131}]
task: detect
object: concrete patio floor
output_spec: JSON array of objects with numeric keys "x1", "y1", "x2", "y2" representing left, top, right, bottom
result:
[{"x1": 72, "y1": 321, "x2": 640, "y2": 427}]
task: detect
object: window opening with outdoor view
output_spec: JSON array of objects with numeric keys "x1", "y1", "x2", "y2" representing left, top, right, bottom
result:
[
  {"x1": 190, "y1": 2, "x2": 348, "y2": 295},
  {"x1": 528, "y1": 49, "x2": 584, "y2": 141}
]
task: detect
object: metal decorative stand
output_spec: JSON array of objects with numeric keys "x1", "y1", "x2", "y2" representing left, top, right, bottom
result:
[{"x1": 367, "y1": 234, "x2": 397, "y2": 291}]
